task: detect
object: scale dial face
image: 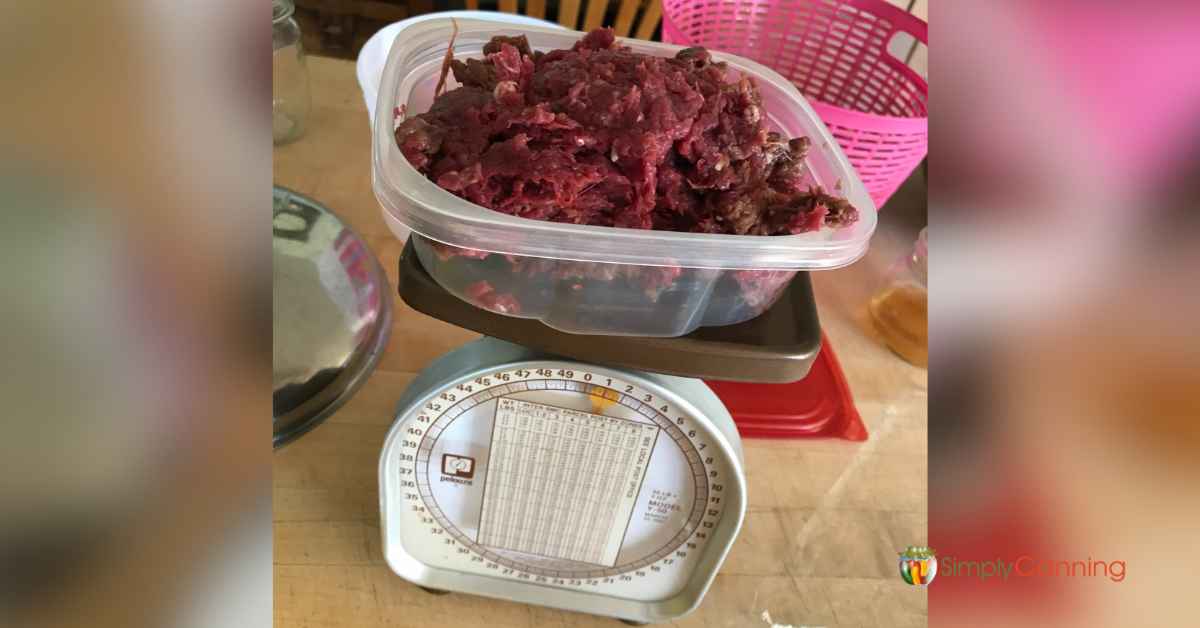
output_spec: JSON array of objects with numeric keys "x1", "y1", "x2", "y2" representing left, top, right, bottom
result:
[{"x1": 384, "y1": 362, "x2": 737, "y2": 603}]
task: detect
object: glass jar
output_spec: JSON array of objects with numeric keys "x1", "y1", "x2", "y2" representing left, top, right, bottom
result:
[
  {"x1": 273, "y1": 0, "x2": 310, "y2": 145},
  {"x1": 869, "y1": 227, "x2": 927, "y2": 367}
]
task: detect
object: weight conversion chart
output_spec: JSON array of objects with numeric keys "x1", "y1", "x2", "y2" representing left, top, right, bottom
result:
[{"x1": 478, "y1": 398, "x2": 660, "y2": 566}]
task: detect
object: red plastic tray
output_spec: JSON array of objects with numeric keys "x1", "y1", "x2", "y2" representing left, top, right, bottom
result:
[{"x1": 706, "y1": 332, "x2": 867, "y2": 440}]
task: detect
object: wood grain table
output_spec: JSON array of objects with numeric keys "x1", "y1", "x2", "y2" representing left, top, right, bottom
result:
[{"x1": 274, "y1": 56, "x2": 928, "y2": 628}]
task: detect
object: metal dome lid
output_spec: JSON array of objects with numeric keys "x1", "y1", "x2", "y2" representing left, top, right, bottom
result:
[{"x1": 273, "y1": 186, "x2": 392, "y2": 448}]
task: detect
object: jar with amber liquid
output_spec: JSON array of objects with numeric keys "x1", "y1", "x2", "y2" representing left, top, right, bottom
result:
[{"x1": 869, "y1": 228, "x2": 927, "y2": 367}]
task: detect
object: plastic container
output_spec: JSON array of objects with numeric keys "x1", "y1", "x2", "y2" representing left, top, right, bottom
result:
[
  {"x1": 662, "y1": 0, "x2": 928, "y2": 208},
  {"x1": 397, "y1": 239, "x2": 823, "y2": 383},
  {"x1": 372, "y1": 17, "x2": 877, "y2": 337}
]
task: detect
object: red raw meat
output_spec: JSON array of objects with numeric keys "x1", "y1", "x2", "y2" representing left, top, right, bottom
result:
[{"x1": 396, "y1": 29, "x2": 861, "y2": 314}]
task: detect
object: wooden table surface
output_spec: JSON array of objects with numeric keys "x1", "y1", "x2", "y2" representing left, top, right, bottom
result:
[{"x1": 274, "y1": 56, "x2": 928, "y2": 628}]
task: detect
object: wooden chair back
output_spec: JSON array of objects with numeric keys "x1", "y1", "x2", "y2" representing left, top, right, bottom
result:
[{"x1": 463, "y1": 0, "x2": 662, "y2": 40}]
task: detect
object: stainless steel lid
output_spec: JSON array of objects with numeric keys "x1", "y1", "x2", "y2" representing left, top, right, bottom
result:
[{"x1": 273, "y1": 186, "x2": 392, "y2": 448}]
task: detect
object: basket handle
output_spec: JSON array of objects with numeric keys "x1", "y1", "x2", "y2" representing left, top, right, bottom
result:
[
  {"x1": 839, "y1": 0, "x2": 927, "y2": 44},
  {"x1": 850, "y1": 0, "x2": 928, "y2": 85},
  {"x1": 885, "y1": 3, "x2": 927, "y2": 46}
]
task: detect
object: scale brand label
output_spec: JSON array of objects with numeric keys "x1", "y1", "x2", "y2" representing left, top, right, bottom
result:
[{"x1": 442, "y1": 454, "x2": 476, "y2": 479}]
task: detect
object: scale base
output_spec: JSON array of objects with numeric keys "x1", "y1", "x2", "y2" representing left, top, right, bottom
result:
[{"x1": 418, "y1": 586, "x2": 650, "y2": 624}]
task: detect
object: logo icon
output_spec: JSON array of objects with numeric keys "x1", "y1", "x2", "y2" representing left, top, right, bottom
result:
[
  {"x1": 899, "y1": 546, "x2": 937, "y2": 586},
  {"x1": 442, "y1": 454, "x2": 475, "y2": 479}
]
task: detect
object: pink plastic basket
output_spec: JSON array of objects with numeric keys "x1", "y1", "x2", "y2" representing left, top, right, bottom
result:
[{"x1": 663, "y1": 0, "x2": 927, "y2": 208}]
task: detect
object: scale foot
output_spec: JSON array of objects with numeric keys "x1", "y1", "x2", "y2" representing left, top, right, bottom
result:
[
  {"x1": 620, "y1": 620, "x2": 647, "y2": 626},
  {"x1": 418, "y1": 586, "x2": 451, "y2": 596}
]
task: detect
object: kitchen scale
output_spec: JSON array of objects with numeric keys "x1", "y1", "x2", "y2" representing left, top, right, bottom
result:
[{"x1": 380, "y1": 240, "x2": 825, "y2": 623}]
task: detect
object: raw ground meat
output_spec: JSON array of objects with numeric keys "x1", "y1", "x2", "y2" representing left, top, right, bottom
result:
[
  {"x1": 397, "y1": 28, "x2": 860, "y2": 316},
  {"x1": 398, "y1": 28, "x2": 858, "y2": 234}
]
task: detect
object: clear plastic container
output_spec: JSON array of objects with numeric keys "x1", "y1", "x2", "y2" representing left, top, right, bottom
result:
[
  {"x1": 372, "y1": 17, "x2": 877, "y2": 336},
  {"x1": 273, "y1": 0, "x2": 310, "y2": 145}
]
